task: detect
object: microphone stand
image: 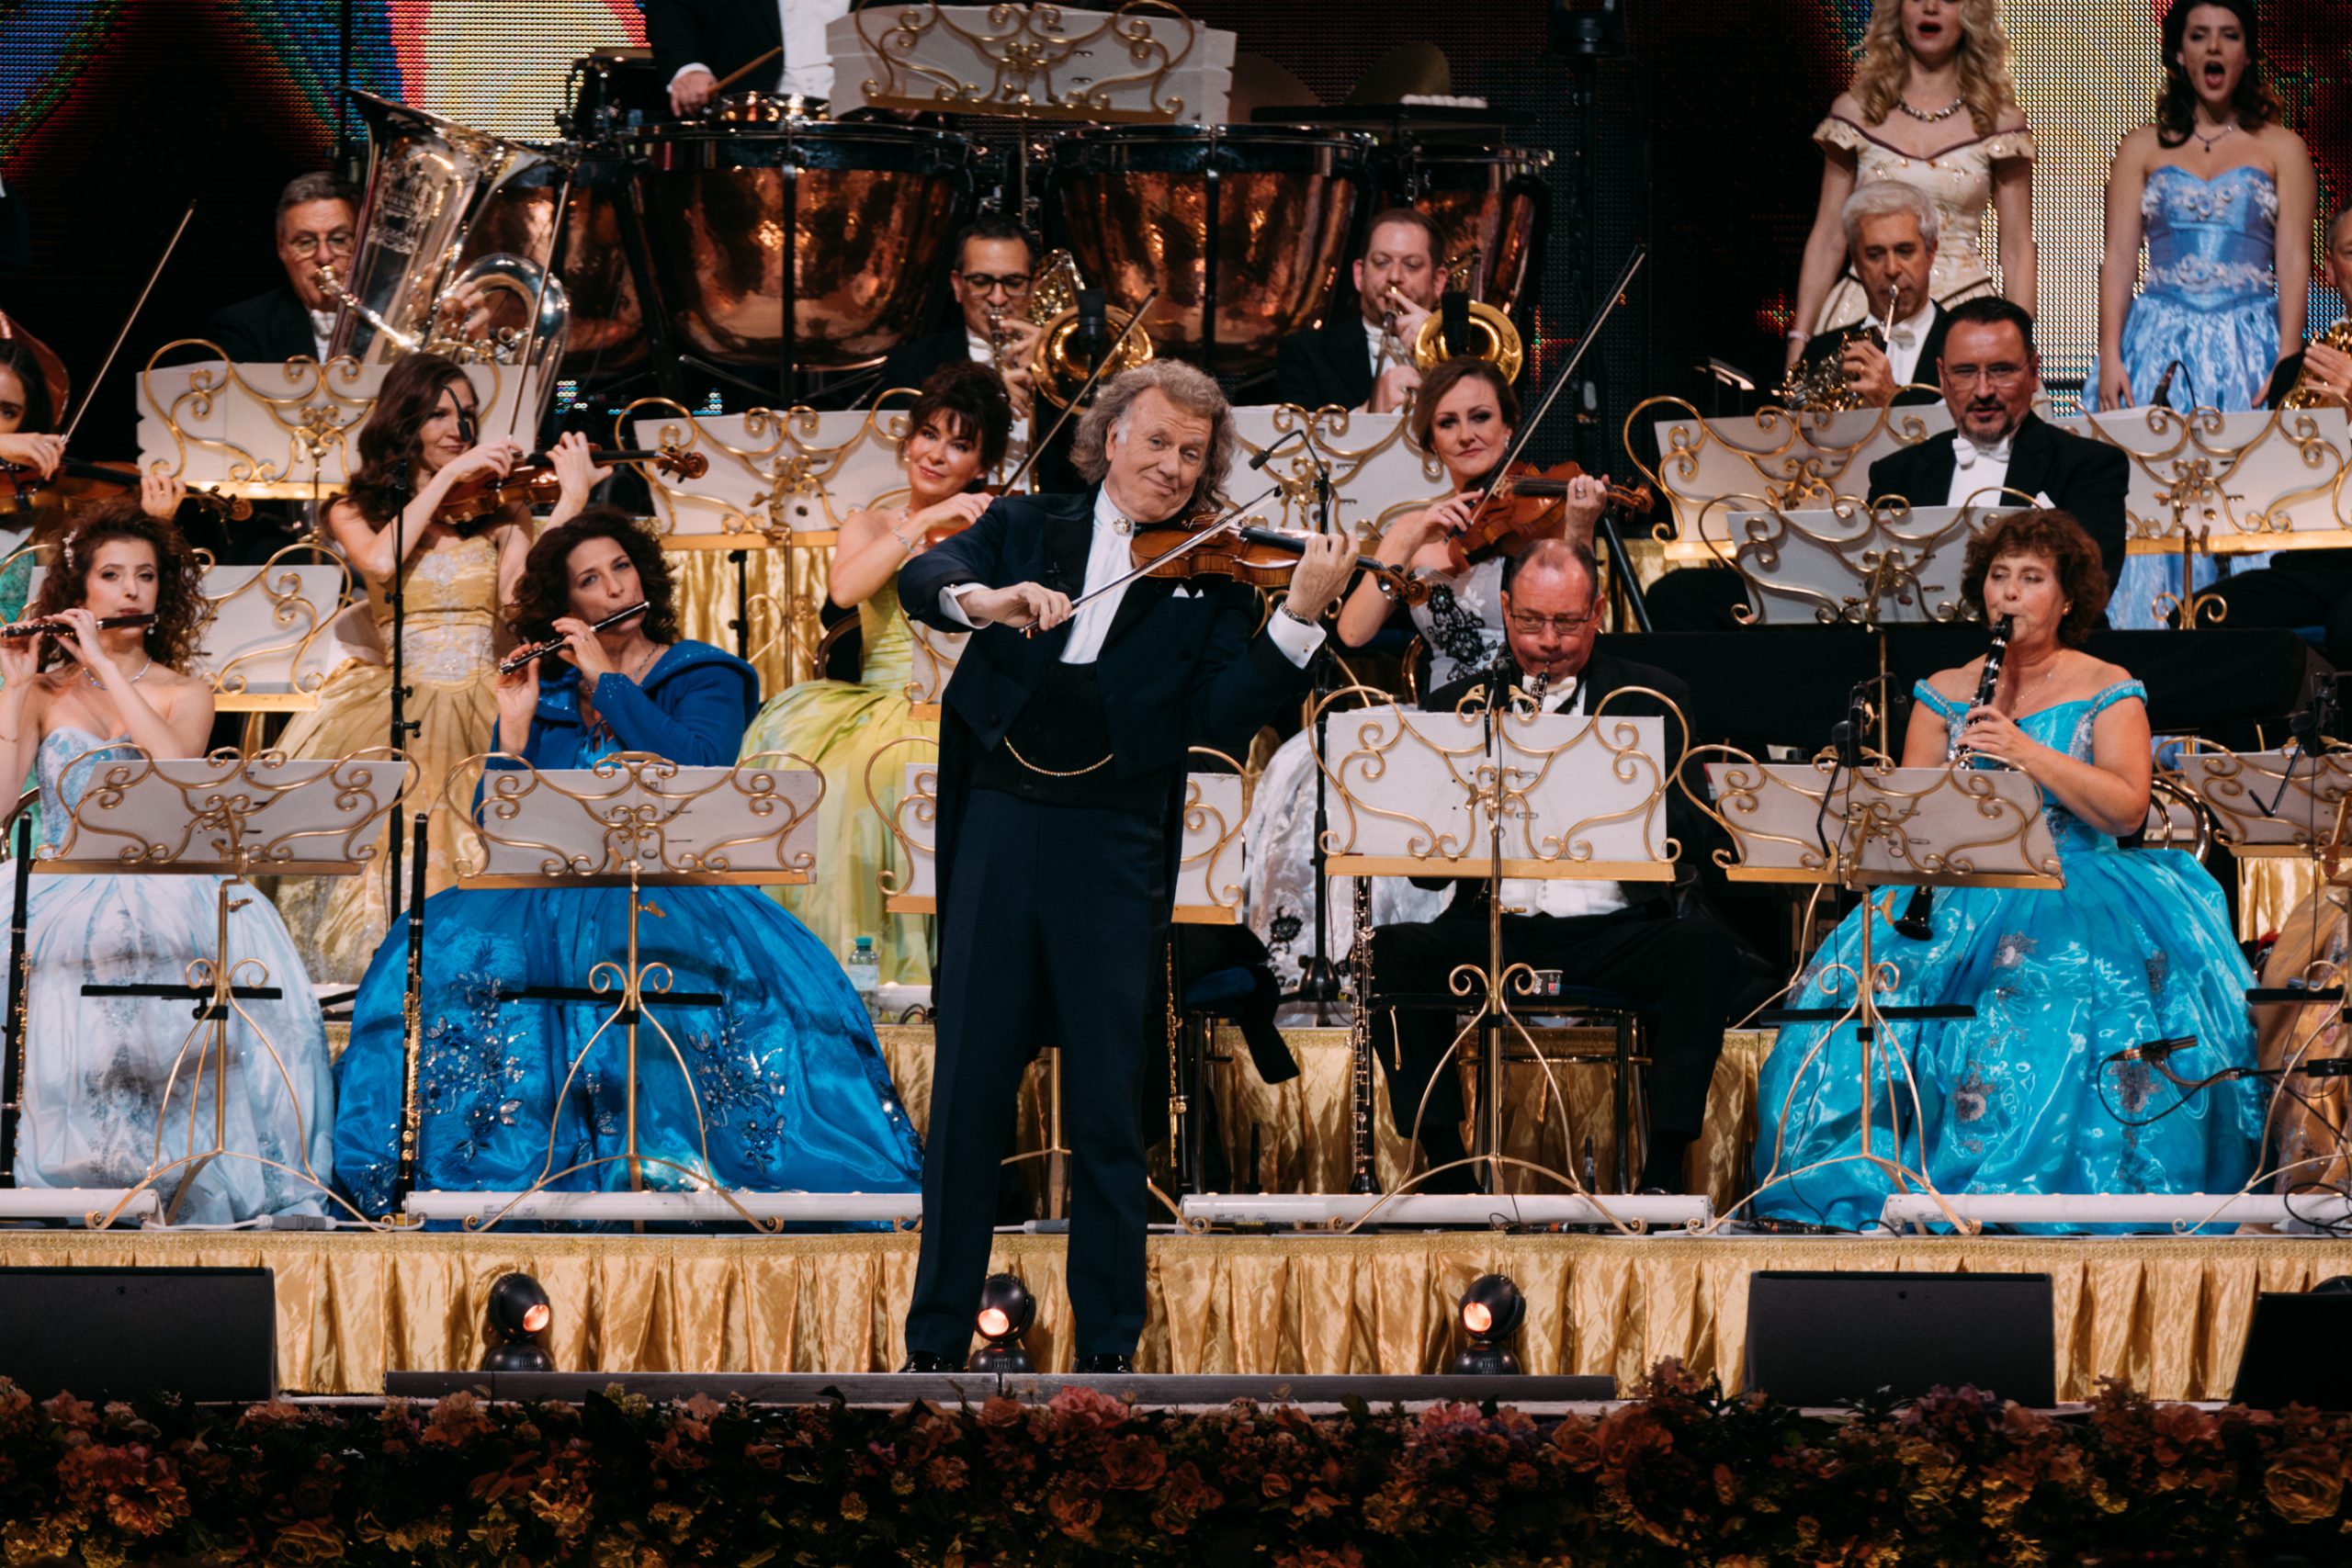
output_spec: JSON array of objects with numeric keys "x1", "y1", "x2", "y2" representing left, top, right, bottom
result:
[
  {"x1": 384, "y1": 455, "x2": 421, "y2": 924},
  {"x1": 1283, "y1": 434, "x2": 1345, "y2": 1016}
]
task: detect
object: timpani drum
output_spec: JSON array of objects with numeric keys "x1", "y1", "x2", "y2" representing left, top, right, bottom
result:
[
  {"x1": 1381, "y1": 142, "x2": 1553, "y2": 312},
  {"x1": 626, "y1": 120, "x2": 983, "y2": 371},
  {"x1": 1044, "y1": 126, "x2": 1373, "y2": 376}
]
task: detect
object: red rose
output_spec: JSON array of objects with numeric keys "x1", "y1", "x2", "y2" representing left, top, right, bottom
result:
[{"x1": 1102, "y1": 1434, "x2": 1167, "y2": 1491}]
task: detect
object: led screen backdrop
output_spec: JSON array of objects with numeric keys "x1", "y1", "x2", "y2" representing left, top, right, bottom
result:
[{"x1": 1, "y1": 1, "x2": 2346, "y2": 457}]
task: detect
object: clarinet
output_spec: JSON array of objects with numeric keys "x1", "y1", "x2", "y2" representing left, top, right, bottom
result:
[
  {"x1": 1894, "y1": 614, "x2": 2012, "y2": 940},
  {"x1": 1347, "y1": 874, "x2": 1379, "y2": 1195}
]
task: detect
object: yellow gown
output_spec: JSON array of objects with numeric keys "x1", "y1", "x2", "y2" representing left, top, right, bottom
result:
[
  {"x1": 736, "y1": 577, "x2": 936, "y2": 985},
  {"x1": 270, "y1": 535, "x2": 501, "y2": 986}
]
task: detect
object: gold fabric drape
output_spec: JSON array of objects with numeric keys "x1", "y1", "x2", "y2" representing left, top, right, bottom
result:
[
  {"x1": 9, "y1": 1228, "x2": 2346, "y2": 1401},
  {"x1": 664, "y1": 544, "x2": 831, "y2": 699}
]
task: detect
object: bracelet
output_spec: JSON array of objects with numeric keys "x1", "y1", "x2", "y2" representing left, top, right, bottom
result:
[
  {"x1": 1785, "y1": 328, "x2": 1809, "y2": 342},
  {"x1": 888, "y1": 509, "x2": 918, "y2": 555},
  {"x1": 1278, "y1": 602, "x2": 1320, "y2": 628}
]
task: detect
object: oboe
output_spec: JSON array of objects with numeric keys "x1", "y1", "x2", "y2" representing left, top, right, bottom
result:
[
  {"x1": 497, "y1": 602, "x2": 649, "y2": 673},
  {"x1": 1894, "y1": 614, "x2": 2013, "y2": 940},
  {"x1": 0, "y1": 611, "x2": 154, "y2": 639}
]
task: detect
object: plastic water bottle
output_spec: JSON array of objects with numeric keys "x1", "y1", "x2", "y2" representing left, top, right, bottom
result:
[{"x1": 846, "y1": 935, "x2": 880, "y2": 1018}]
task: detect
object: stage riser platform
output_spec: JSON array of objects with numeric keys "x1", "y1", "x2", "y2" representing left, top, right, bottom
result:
[{"x1": 6, "y1": 1229, "x2": 2346, "y2": 1401}]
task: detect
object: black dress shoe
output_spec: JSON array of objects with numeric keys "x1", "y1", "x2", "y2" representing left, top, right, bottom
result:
[
  {"x1": 1072, "y1": 1353, "x2": 1135, "y2": 1375},
  {"x1": 899, "y1": 1350, "x2": 963, "y2": 1373}
]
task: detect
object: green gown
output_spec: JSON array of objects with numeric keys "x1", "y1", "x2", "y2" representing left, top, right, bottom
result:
[{"x1": 736, "y1": 576, "x2": 938, "y2": 986}]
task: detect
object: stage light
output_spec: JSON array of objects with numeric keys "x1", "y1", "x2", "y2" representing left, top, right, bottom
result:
[
  {"x1": 1452, "y1": 1274, "x2": 1525, "y2": 1375},
  {"x1": 968, "y1": 1272, "x2": 1036, "y2": 1373},
  {"x1": 481, "y1": 1272, "x2": 554, "y2": 1372}
]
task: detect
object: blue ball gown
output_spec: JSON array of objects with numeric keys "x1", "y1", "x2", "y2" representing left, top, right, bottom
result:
[
  {"x1": 16, "y1": 729, "x2": 334, "y2": 1221},
  {"x1": 1751, "y1": 679, "x2": 2263, "y2": 1230},
  {"x1": 330, "y1": 640, "x2": 922, "y2": 1216},
  {"x1": 2086, "y1": 164, "x2": 2280, "y2": 629}
]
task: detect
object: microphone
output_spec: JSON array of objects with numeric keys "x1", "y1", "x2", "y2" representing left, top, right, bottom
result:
[
  {"x1": 457, "y1": 405, "x2": 479, "y2": 447},
  {"x1": 2123, "y1": 1035, "x2": 2194, "y2": 1065},
  {"x1": 1249, "y1": 429, "x2": 1305, "y2": 471},
  {"x1": 1074, "y1": 288, "x2": 1109, "y2": 365},
  {"x1": 2150, "y1": 360, "x2": 2183, "y2": 411}
]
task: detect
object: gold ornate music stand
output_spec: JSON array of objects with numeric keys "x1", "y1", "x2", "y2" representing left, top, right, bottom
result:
[
  {"x1": 432, "y1": 750, "x2": 824, "y2": 1232},
  {"x1": 1685, "y1": 745, "x2": 2062, "y2": 1233},
  {"x1": 27, "y1": 745, "x2": 414, "y2": 1228}
]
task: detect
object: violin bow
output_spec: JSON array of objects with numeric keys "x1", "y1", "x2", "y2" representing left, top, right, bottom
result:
[
  {"x1": 1016, "y1": 482, "x2": 1280, "y2": 637},
  {"x1": 61, "y1": 201, "x2": 198, "y2": 446},
  {"x1": 1464, "y1": 244, "x2": 1647, "y2": 518}
]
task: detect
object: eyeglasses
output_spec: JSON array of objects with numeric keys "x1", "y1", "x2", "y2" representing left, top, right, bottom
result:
[
  {"x1": 286, "y1": 230, "x2": 356, "y2": 258},
  {"x1": 956, "y1": 272, "x2": 1032, "y2": 295},
  {"x1": 1506, "y1": 609, "x2": 1600, "y2": 637},
  {"x1": 1943, "y1": 362, "x2": 2030, "y2": 388}
]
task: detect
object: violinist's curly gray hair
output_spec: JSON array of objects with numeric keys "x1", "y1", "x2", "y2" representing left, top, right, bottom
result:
[{"x1": 1070, "y1": 360, "x2": 1235, "y2": 513}]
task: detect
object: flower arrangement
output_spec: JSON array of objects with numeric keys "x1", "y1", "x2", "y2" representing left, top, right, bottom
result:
[{"x1": 0, "y1": 1362, "x2": 2345, "y2": 1564}]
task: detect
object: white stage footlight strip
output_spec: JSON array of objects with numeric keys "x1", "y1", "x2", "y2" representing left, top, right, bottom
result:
[
  {"x1": 0, "y1": 1190, "x2": 160, "y2": 1224},
  {"x1": 402, "y1": 1191, "x2": 924, "y2": 1224},
  {"x1": 1879, "y1": 1193, "x2": 2352, "y2": 1231},
  {"x1": 1180, "y1": 1193, "x2": 1713, "y2": 1228}
]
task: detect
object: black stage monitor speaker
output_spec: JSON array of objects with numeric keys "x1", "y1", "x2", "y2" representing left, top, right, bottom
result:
[
  {"x1": 1745, "y1": 1270, "x2": 2055, "y2": 1407},
  {"x1": 0, "y1": 1266, "x2": 276, "y2": 1403},
  {"x1": 2232, "y1": 1292, "x2": 2352, "y2": 1409}
]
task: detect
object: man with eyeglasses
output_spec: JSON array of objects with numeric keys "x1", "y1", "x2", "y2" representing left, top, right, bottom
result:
[
  {"x1": 1867, "y1": 296, "x2": 2128, "y2": 599},
  {"x1": 205, "y1": 173, "x2": 358, "y2": 367},
  {"x1": 1369, "y1": 538, "x2": 1747, "y2": 1195},
  {"x1": 876, "y1": 215, "x2": 1044, "y2": 423}
]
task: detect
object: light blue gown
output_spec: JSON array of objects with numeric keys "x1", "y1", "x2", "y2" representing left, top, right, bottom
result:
[
  {"x1": 2086, "y1": 165, "x2": 2280, "y2": 628},
  {"x1": 330, "y1": 641, "x2": 922, "y2": 1216},
  {"x1": 15, "y1": 728, "x2": 334, "y2": 1221},
  {"x1": 1752, "y1": 680, "x2": 2263, "y2": 1230}
]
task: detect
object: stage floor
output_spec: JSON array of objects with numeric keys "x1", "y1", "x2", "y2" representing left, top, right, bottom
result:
[{"x1": 11, "y1": 1225, "x2": 2348, "y2": 1400}]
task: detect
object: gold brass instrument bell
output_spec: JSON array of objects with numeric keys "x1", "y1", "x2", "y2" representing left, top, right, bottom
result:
[
  {"x1": 1777, "y1": 320, "x2": 1886, "y2": 412},
  {"x1": 1024, "y1": 248, "x2": 1153, "y2": 409},
  {"x1": 2283, "y1": 319, "x2": 2352, "y2": 409},
  {"x1": 1410, "y1": 248, "x2": 1524, "y2": 381}
]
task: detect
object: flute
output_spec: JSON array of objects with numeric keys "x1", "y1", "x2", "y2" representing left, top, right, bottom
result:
[
  {"x1": 0, "y1": 611, "x2": 154, "y2": 639},
  {"x1": 497, "y1": 602, "x2": 649, "y2": 674}
]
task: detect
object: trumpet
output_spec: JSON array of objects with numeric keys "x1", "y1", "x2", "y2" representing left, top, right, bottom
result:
[
  {"x1": 2284, "y1": 320, "x2": 2352, "y2": 409},
  {"x1": 985, "y1": 306, "x2": 1009, "y2": 376},
  {"x1": 497, "y1": 602, "x2": 648, "y2": 674},
  {"x1": 0, "y1": 611, "x2": 153, "y2": 640}
]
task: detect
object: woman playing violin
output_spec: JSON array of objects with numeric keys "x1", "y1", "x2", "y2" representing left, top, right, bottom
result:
[
  {"x1": 736, "y1": 361, "x2": 1015, "y2": 986},
  {"x1": 1333, "y1": 356, "x2": 1610, "y2": 690},
  {"x1": 269, "y1": 351, "x2": 595, "y2": 984}
]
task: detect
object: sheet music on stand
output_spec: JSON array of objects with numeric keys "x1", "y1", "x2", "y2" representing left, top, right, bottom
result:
[
  {"x1": 829, "y1": 5, "x2": 1236, "y2": 124},
  {"x1": 454, "y1": 752, "x2": 824, "y2": 887},
  {"x1": 1704, "y1": 497, "x2": 2025, "y2": 627},
  {"x1": 2055, "y1": 405, "x2": 2352, "y2": 558},
  {"x1": 1227, "y1": 407, "x2": 1442, "y2": 541},
  {"x1": 2173, "y1": 747, "x2": 2352, "y2": 869},
  {"x1": 1630, "y1": 396, "x2": 1952, "y2": 565}
]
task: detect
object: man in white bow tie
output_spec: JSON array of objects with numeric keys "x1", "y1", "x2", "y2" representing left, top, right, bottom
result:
[
  {"x1": 1866, "y1": 297, "x2": 2129, "y2": 605},
  {"x1": 1788, "y1": 182, "x2": 1951, "y2": 410}
]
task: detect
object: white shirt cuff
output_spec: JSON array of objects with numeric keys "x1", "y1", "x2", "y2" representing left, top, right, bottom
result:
[
  {"x1": 668, "y1": 62, "x2": 715, "y2": 90},
  {"x1": 939, "y1": 582, "x2": 982, "y2": 628},
  {"x1": 1265, "y1": 608, "x2": 1326, "y2": 667}
]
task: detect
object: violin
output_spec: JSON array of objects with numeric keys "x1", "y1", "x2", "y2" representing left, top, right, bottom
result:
[
  {"x1": 1441, "y1": 460, "x2": 1655, "y2": 574},
  {"x1": 434, "y1": 443, "x2": 709, "y2": 533},
  {"x1": 1129, "y1": 516, "x2": 1430, "y2": 606},
  {"x1": 0, "y1": 457, "x2": 253, "y2": 525}
]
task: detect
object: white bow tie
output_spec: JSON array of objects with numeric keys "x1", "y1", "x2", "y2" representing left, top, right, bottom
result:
[
  {"x1": 1883, "y1": 321, "x2": 1918, "y2": 349},
  {"x1": 1951, "y1": 434, "x2": 2013, "y2": 470}
]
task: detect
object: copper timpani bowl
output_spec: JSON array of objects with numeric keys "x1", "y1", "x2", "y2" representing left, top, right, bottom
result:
[
  {"x1": 625, "y1": 120, "x2": 983, "y2": 370},
  {"x1": 1044, "y1": 125, "x2": 1374, "y2": 376},
  {"x1": 1380, "y1": 142, "x2": 1554, "y2": 314}
]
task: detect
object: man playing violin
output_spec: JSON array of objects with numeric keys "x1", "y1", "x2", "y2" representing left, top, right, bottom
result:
[
  {"x1": 897, "y1": 360, "x2": 1353, "y2": 1374},
  {"x1": 1274, "y1": 208, "x2": 1444, "y2": 415},
  {"x1": 1371, "y1": 538, "x2": 1747, "y2": 1195}
]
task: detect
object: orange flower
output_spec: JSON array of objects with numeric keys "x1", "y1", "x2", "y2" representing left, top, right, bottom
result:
[
  {"x1": 1102, "y1": 1434, "x2": 1166, "y2": 1491},
  {"x1": 2264, "y1": 1450, "x2": 2345, "y2": 1525},
  {"x1": 266, "y1": 1518, "x2": 347, "y2": 1565}
]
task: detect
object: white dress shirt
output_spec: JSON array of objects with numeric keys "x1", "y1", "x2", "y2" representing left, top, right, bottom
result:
[
  {"x1": 943, "y1": 488, "x2": 1326, "y2": 668},
  {"x1": 1363, "y1": 317, "x2": 1390, "y2": 377},
  {"x1": 308, "y1": 308, "x2": 334, "y2": 361},
  {"x1": 1883, "y1": 299, "x2": 1937, "y2": 389},
  {"x1": 669, "y1": 0, "x2": 852, "y2": 102},
  {"x1": 1494, "y1": 676, "x2": 1631, "y2": 920},
  {"x1": 1943, "y1": 431, "x2": 2014, "y2": 507}
]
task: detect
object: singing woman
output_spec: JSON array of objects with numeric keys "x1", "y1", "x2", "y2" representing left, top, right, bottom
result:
[
  {"x1": 0, "y1": 502, "x2": 333, "y2": 1220},
  {"x1": 1787, "y1": 0, "x2": 2033, "y2": 367},
  {"x1": 269, "y1": 352, "x2": 594, "y2": 984},
  {"x1": 330, "y1": 508, "x2": 922, "y2": 1214},
  {"x1": 735, "y1": 363, "x2": 1012, "y2": 987},
  {"x1": 1752, "y1": 510, "x2": 2260, "y2": 1230}
]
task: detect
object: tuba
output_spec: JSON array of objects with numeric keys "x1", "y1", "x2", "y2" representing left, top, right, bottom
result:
[
  {"x1": 1410, "y1": 248, "x2": 1525, "y2": 381},
  {"x1": 322, "y1": 91, "x2": 572, "y2": 421},
  {"x1": 1024, "y1": 249, "x2": 1153, "y2": 410},
  {"x1": 2283, "y1": 320, "x2": 2352, "y2": 410}
]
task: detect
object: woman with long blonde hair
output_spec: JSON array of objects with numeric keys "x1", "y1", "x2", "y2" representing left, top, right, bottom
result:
[{"x1": 1786, "y1": 0, "x2": 2035, "y2": 371}]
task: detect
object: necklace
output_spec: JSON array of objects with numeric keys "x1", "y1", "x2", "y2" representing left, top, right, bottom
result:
[
  {"x1": 88, "y1": 656, "x2": 152, "y2": 690},
  {"x1": 2190, "y1": 120, "x2": 2238, "y2": 153},
  {"x1": 1896, "y1": 95, "x2": 1966, "y2": 124}
]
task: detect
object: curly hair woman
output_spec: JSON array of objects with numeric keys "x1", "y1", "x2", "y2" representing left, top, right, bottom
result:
[
  {"x1": 0, "y1": 499, "x2": 335, "y2": 1220},
  {"x1": 1752, "y1": 508, "x2": 2261, "y2": 1230},
  {"x1": 329, "y1": 507, "x2": 922, "y2": 1216}
]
